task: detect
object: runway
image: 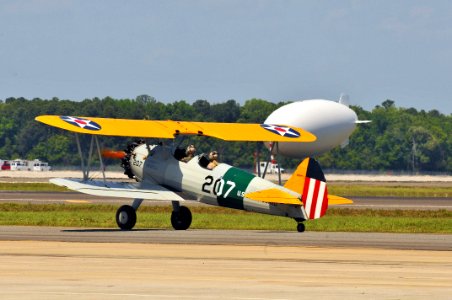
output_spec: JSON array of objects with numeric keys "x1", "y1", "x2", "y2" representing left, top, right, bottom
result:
[
  {"x1": 0, "y1": 238, "x2": 451, "y2": 299},
  {"x1": 0, "y1": 228, "x2": 451, "y2": 299},
  {"x1": 0, "y1": 225, "x2": 450, "y2": 250},
  {"x1": 1, "y1": 191, "x2": 451, "y2": 299},
  {"x1": 1, "y1": 191, "x2": 451, "y2": 210}
]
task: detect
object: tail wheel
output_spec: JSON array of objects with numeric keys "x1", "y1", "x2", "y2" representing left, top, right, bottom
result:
[
  {"x1": 171, "y1": 206, "x2": 192, "y2": 230},
  {"x1": 296, "y1": 223, "x2": 306, "y2": 233},
  {"x1": 116, "y1": 205, "x2": 137, "y2": 230}
]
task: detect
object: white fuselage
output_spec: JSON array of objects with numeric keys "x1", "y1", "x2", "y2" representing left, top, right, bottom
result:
[{"x1": 129, "y1": 144, "x2": 307, "y2": 220}]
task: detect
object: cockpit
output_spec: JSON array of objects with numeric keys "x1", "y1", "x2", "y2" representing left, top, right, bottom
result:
[
  {"x1": 198, "y1": 153, "x2": 210, "y2": 169},
  {"x1": 173, "y1": 147, "x2": 213, "y2": 170}
]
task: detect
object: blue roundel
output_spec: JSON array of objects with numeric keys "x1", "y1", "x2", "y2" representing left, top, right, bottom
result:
[
  {"x1": 260, "y1": 124, "x2": 300, "y2": 138},
  {"x1": 60, "y1": 116, "x2": 101, "y2": 131}
]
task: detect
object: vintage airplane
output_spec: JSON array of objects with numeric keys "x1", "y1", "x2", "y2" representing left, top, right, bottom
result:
[{"x1": 35, "y1": 115, "x2": 352, "y2": 232}]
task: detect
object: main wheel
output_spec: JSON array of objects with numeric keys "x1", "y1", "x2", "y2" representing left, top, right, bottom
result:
[
  {"x1": 116, "y1": 205, "x2": 137, "y2": 230},
  {"x1": 171, "y1": 206, "x2": 192, "y2": 230},
  {"x1": 297, "y1": 223, "x2": 306, "y2": 233}
]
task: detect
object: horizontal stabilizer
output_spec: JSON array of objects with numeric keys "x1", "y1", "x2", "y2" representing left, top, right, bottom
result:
[
  {"x1": 355, "y1": 120, "x2": 372, "y2": 124},
  {"x1": 245, "y1": 188, "x2": 302, "y2": 205},
  {"x1": 328, "y1": 194, "x2": 353, "y2": 205},
  {"x1": 50, "y1": 178, "x2": 185, "y2": 201}
]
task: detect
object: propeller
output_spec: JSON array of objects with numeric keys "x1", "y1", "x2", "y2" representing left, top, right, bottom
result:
[{"x1": 103, "y1": 140, "x2": 146, "y2": 179}]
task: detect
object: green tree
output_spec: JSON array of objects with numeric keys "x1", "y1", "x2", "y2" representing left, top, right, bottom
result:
[
  {"x1": 28, "y1": 135, "x2": 75, "y2": 165},
  {"x1": 211, "y1": 100, "x2": 240, "y2": 122},
  {"x1": 239, "y1": 98, "x2": 276, "y2": 123},
  {"x1": 0, "y1": 97, "x2": 450, "y2": 171}
]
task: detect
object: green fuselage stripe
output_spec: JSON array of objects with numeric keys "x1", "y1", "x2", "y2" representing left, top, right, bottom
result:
[{"x1": 217, "y1": 167, "x2": 255, "y2": 210}]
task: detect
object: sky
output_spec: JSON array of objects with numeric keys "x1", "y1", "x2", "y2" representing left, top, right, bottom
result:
[{"x1": 1, "y1": 0, "x2": 452, "y2": 114}]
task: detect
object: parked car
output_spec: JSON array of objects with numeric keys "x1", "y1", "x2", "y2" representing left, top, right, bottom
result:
[
  {"x1": 1, "y1": 161, "x2": 11, "y2": 170},
  {"x1": 8, "y1": 159, "x2": 51, "y2": 171}
]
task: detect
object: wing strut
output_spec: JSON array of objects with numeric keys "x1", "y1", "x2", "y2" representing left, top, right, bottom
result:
[
  {"x1": 276, "y1": 142, "x2": 282, "y2": 186},
  {"x1": 75, "y1": 134, "x2": 88, "y2": 180},
  {"x1": 75, "y1": 133, "x2": 107, "y2": 184},
  {"x1": 255, "y1": 143, "x2": 262, "y2": 177},
  {"x1": 258, "y1": 142, "x2": 282, "y2": 185},
  {"x1": 261, "y1": 142, "x2": 274, "y2": 179},
  {"x1": 95, "y1": 135, "x2": 107, "y2": 183}
]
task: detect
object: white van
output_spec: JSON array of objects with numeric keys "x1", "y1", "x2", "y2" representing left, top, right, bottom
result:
[
  {"x1": 33, "y1": 160, "x2": 51, "y2": 171},
  {"x1": 10, "y1": 159, "x2": 31, "y2": 171}
]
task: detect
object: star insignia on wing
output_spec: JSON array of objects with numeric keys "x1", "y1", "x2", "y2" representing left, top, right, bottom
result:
[
  {"x1": 60, "y1": 116, "x2": 102, "y2": 131},
  {"x1": 260, "y1": 124, "x2": 300, "y2": 138}
]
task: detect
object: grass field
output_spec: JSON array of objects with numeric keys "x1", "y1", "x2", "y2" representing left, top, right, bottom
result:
[
  {"x1": 0, "y1": 183, "x2": 68, "y2": 192},
  {"x1": 0, "y1": 203, "x2": 450, "y2": 233},
  {"x1": 0, "y1": 182, "x2": 450, "y2": 233}
]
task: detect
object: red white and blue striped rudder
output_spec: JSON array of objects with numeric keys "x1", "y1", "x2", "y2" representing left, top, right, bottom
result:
[{"x1": 300, "y1": 158, "x2": 328, "y2": 219}]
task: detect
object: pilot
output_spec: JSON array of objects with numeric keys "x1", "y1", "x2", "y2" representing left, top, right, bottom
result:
[
  {"x1": 207, "y1": 151, "x2": 219, "y2": 169},
  {"x1": 181, "y1": 144, "x2": 196, "y2": 162}
]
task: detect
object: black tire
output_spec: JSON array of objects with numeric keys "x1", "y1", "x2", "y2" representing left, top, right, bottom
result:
[
  {"x1": 297, "y1": 223, "x2": 306, "y2": 233},
  {"x1": 116, "y1": 205, "x2": 137, "y2": 230},
  {"x1": 171, "y1": 206, "x2": 192, "y2": 230}
]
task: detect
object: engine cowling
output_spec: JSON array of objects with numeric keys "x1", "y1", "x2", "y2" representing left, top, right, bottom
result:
[{"x1": 121, "y1": 140, "x2": 146, "y2": 179}]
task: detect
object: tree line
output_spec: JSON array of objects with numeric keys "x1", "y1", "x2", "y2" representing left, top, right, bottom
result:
[{"x1": 0, "y1": 96, "x2": 450, "y2": 172}]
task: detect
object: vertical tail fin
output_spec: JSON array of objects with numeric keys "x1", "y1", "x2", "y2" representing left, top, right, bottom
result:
[
  {"x1": 284, "y1": 158, "x2": 328, "y2": 219},
  {"x1": 339, "y1": 93, "x2": 350, "y2": 106}
]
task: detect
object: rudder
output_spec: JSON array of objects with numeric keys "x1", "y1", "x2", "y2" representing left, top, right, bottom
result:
[{"x1": 284, "y1": 158, "x2": 328, "y2": 219}]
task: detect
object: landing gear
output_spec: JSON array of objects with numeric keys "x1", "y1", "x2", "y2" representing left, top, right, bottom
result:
[
  {"x1": 115, "y1": 199, "x2": 143, "y2": 230},
  {"x1": 171, "y1": 206, "x2": 192, "y2": 230},
  {"x1": 296, "y1": 222, "x2": 306, "y2": 233},
  {"x1": 116, "y1": 205, "x2": 137, "y2": 230}
]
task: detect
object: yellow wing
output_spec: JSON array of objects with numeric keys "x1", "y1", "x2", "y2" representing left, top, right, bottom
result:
[{"x1": 35, "y1": 115, "x2": 316, "y2": 142}]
